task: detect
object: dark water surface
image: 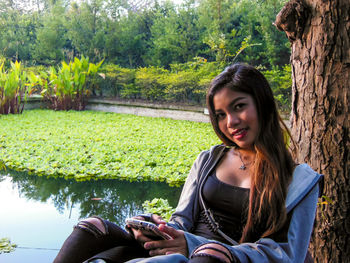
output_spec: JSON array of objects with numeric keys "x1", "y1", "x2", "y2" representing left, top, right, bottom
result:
[{"x1": 0, "y1": 169, "x2": 182, "y2": 263}]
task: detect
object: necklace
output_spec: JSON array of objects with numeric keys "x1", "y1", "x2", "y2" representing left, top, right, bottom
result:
[{"x1": 235, "y1": 148, "x2": 252, "y2": 170}]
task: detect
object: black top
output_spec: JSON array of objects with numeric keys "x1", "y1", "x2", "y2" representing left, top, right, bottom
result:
[{"x1": 193, "y1": 172, "x2": 250, "y2": 244}]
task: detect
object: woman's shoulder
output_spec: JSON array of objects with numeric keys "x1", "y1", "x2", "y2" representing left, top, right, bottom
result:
[
  {"x1": 285, "y1": 164, "x2": 324, "y2": 212},
  {"x1": 195, "y1": 144, "x2": 226, "y2": 163},
  {"x1": 291, "y1": 164, "x2": 323, "y2": 189}
]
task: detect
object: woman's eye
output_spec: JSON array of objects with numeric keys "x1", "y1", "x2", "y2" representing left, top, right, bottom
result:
[
  {"x1": 234, "y1": 103, "x2": 246, "y2": 111},
  {"x1": 216, "y1": 113, "x2": 225, "y2": 119}
]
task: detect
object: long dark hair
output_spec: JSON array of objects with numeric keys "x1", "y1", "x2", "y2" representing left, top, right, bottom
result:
[{"x1": 207, "y1": 63, "x2": 294, "y2": 242}]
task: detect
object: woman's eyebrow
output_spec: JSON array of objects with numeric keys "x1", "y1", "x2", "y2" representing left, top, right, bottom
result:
[
  {"x1": 214, "y1": 109, "x2": 223, "y2": 114},
  {"x1": 214, "y1": 96, "x2": 246, "y2": 113},
  {"x1": 229, "y1": 96, "x2": 246, "y2": 106}
]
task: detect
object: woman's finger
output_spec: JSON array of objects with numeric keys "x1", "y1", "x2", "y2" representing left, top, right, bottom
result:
[
  {"x1": 158, "y1": 224, "x2": 183, "y2": 239},
  {"x1": 151, "y1": 214, "x2": 167, "y2": 224},
  {"x1": 144, "y1": 229, "x2": 188, "y2": 257},
  {"x1": 132, "y1": 229, "x2": 153, "y2": 243}
]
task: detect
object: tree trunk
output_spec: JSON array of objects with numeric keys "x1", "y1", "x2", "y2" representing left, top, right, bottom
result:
[{"x1": 275, "y1": 0, "x2": 350, "y2": 262}]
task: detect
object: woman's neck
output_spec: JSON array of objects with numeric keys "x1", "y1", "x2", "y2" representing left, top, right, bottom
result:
[{"x1": 235, "y1": 147, "x2": 256, "y2": 164}]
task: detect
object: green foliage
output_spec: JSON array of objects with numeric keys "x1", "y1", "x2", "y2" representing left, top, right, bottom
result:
[
  {"x1": 33, "y1": 3, "x2": 67, "y2": 65},
  {"x1": 105, "y1": 12, "x2": 149, "y2": 68},
  {"x1": 145, "y1": 1, "x2": 204, "y2": 67},
  {"x1": 263, "y1": 65, "x2": 292, "y2": 114},
  {"x1": 96, "y1": 64, "x2": 136, "y2": 97},
  {"x1": 88, "y1": 59, "x2": 290, "y2": 111},
  {"x1": 0, "y1": 159, "x2": 5, "y2": 171},
  {"x1": 162, "y1": 58, "x2": 222, "y2": 104},
  {"x1": 40, "y1": 56, "x2": 104, "y2": 110},
  {"x1": 143, "y1": 198, "x2": 176, "y2": 221},
  {"x1": 135, "y1": 67, "x2": 168, "y2": 101},
  {"x1": 252, "y1": 0, "x2": 290, "y2": 66},
  {"x1": 65, "y1": 0, "x2": 106, "y2": 62},
  {"x1": 0, "y1": 238, "x2": 17, "y2": 254},
  {"x1": 204, "y1": 32, "x2": 262, "y2": 67},
  {"x1": 198, "y1": 0, "x2": 289, "y2": 67},
  {"x1": 0, "y1": 0, "x2": 290, "y2": 70},
  {"x1": 0, "y1": 60, "x2": 37, "y2": 114},
  {"x1": 0, "y1": 109, "x2": 219, "y2": 186},
  {"x1": 0, "y1": 7, "x2": 36, "y2": 62},
  {"x1": 95, "y1": 58, "x2": 222, "y2": 105},
  {"x1": 318, "y1": 195, "x2": 334, "y2": 224}
]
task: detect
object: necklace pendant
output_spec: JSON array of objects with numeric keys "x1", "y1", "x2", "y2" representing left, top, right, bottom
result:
[{"x1": 239, "y1": 164, "x2": 246, "y2": 170}]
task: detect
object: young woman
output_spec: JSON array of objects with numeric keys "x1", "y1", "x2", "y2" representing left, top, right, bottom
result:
[{"x1": 53, "y1": 64, "x2": 323, "y2": 263}]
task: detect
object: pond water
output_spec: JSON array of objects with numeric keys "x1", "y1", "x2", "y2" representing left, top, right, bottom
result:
[{"x1": 0, "y1": 169, "x2": 182, "y2": 263}]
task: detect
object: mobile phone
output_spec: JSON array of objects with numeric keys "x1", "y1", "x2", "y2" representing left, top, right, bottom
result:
[{"x1": 125, "y1": 218, "x2": 172, "y2": 240}]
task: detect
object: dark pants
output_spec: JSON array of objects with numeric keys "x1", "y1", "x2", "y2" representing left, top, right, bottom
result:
[
  {"x1": 53, "y1": 218, "x2": 231, "y2": 263},
  {"x1": 53, "y1": 218, "x2": 149, "y2": 263}
]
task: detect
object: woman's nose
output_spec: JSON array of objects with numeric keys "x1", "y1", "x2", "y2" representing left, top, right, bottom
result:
[{"x1": 227, "y1": 113, "x2": 240, "y2": 128}]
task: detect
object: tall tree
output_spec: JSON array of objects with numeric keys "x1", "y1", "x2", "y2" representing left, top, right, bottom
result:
[
  {"x1": 33, "y1": 2, "x2": 67, "y2": 64},
  {"x1": 106, "y1": 12, "x2": 148, "y2": 67},
  {"x1": 65, "y1": 0, "x2": 106, "y2": 62},
  {"x1": 0, "y1": 8, "x2": 35, "y2": 62},
  {"x1": 253, "y1": 0, "x2": 290, "y2": 67},
  {"x1": 147, "y1": 0, "x2": 203, "y2": 67},
  {"x1": 275, "y1": 0, "x2": 349, "y2": 262}
]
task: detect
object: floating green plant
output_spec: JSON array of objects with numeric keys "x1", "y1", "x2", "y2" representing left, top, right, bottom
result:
[
  {"x1": 0, "y1": 238, "x2": 17, "y2": 254},
  {"x1": 143, "y1": 198, "x2": 176, "y2": 221},
  {"x1": 0, "y1": 109, "x2": 219, "y2": 186}
]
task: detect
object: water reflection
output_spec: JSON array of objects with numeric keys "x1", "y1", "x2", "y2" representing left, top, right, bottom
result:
[
  {"x1": 1, "y1": 169, "x2": 183, "y2": 262},
  {"x1": 3, "y1": 169, "x2": 182, "y2": 225}
]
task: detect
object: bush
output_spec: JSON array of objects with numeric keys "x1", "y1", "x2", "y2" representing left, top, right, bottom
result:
[
  {"x1": 94, "y1": 61, "x2": 290, "y2": 112},
  {"x1": 135, "y1": 67, "x2": 168, "y2": 101},
  {"x1": 160, "y1": 70, "x2": 199, "y2": 103},
  {"x1": 94, "y1": 64, "x2": 136, "y2": 97},
  {"x1": 95, "y1": 58, "x2": 222, "y2": 105}
]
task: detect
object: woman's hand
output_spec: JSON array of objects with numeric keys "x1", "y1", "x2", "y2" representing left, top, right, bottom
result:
[
  {"x1": 143, "y1": 224, "x2": 188, "y2": 257},
  {"x1": 129, "y1": 214, "x2": 167, "y2": 244}
]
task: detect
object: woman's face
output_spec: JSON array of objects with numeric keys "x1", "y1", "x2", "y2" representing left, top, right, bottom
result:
[{"x1": 213, "y1": 87, "x2": 259, "y2": 150}]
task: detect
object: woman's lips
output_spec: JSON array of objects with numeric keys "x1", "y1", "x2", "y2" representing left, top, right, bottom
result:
[{"x1": 232, "y1": 128, "x2": 248, "y2": 140}]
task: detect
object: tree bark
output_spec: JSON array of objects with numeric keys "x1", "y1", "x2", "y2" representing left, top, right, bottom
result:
[{"x1": 275, "y1": 0, "x2": 350, "y2": 262}]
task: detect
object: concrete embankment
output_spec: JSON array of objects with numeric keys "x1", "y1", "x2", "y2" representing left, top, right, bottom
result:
[{"x1": 26, "y1": 96, "x2": 210, "y2": 123}]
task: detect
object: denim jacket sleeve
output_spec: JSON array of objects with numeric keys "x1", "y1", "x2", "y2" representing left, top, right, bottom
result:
[
  {"x1": 168, "y1": 145, "x2": 227, "y2": 233},
  {"x1": 167, "y1": 150, "x2": 210, "y2": 232}
]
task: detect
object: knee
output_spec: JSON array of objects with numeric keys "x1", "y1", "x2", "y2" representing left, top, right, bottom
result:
[
  {"x1": 76, "y1": 216, "x2": 107, "y2": 237},
  {"x1": 191, "y1": 243, "x2": 233, "y2": 263}
]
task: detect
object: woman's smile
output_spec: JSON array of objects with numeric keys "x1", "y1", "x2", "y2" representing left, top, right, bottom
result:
[{"x1": 231, "y1": 128, "x2": 248, "y2": 140}]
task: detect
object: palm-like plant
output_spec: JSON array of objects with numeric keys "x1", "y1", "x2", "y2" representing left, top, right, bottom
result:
[
  {"x1": 0, "y1": 61, "x2": 36, "y2": 114},
  {"x1": 41, "y1": 56, "x2": 104, "y2": 111}
]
